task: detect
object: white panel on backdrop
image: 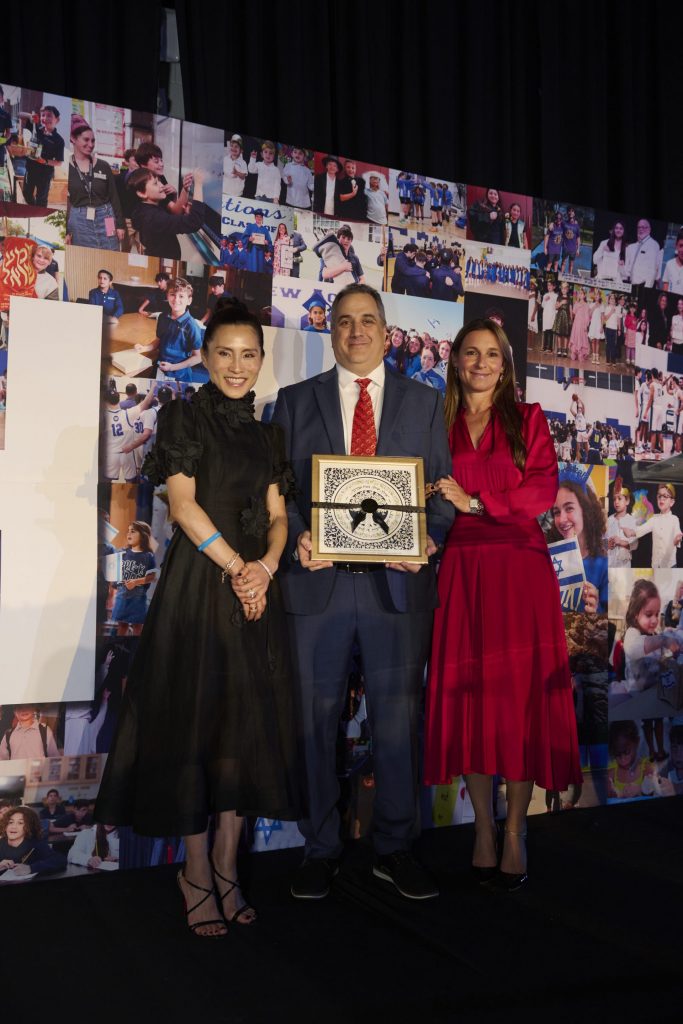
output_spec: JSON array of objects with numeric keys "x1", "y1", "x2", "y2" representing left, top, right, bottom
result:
[
  {"x1": 254, "y1": 326, "x2": 336, "y2": 419},
  {"x1": 0, "y1": 299, "x2": 102, "y2": 703}
]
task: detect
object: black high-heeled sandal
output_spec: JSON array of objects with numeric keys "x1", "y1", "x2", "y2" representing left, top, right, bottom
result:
[
  {"x1": 211, "y1": 863, "x2": 257, "y2": 924},
  {"x1": 176, "y1": 869, "x2": 228, "y2": 937},
  {"x1": 485, "y1": 827, "x2": 528, "y2": 892},
  {"x1": 471, "y1": 821, "x2": 501, "y2": 884}
]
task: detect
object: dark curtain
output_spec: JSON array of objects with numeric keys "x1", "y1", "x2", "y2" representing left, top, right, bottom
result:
[
  {"x1": 175, "y1": 0, "x2": 683, "y2": 223},
  {"x1": 4, "y1": 1, "x2": 162, "y2": 114},
  {"x1": 4, "y1": 2, "x2": 681, "y2": 222}
]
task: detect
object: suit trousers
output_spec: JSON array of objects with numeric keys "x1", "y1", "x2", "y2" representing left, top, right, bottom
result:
[{"x1": 288, "y1": 568, "x2": 433, "y2": 859}]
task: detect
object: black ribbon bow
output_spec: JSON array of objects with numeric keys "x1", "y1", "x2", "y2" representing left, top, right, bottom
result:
[
  {"x1": 311, "y1": 496, "x2": 426, "y2": 536},
  {"x1": 349, "y1": 499, "x2": 389, "y2": 534}
]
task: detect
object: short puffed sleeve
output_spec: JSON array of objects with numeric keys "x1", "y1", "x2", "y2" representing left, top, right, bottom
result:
[
  {"x1": 267, "y1": 422, "x2": 297, "y2": 497},
  {"x1": 142, "y1": 399, "x2": 204, "y2": 484}
]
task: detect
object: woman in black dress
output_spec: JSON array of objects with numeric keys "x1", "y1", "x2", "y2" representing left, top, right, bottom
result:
[
  {"x1": 96, "y1": 299, "x2": 300, "y2": 937},
  {"x1": 468, "y1": 187, "x2": 505, "y2": 245}
]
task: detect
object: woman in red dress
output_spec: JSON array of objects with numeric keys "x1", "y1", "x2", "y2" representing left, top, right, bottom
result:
[{"x1": 425, "y1": 318, "x2": 581, "y2": 890}]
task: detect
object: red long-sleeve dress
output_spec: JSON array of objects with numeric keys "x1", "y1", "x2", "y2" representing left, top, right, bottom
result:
[{"x1": 424, "y1": 403, "x2": 581, "y2": 790}]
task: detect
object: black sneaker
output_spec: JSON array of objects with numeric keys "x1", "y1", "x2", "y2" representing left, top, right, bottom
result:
[
  {"x1": 290, "y1": 858, "x2": 339, "y2": 900},
  {"x1": 372, "y1": 851, "x2": 439, "y2": 900}
]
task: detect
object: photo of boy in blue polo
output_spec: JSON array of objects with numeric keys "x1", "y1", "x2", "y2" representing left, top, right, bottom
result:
[
  {"x1": 23, "y1": 105, "x2": 65, "y2": 206},
  {"x1": 128, "y1": 169, "x2": 206, "y2": 259},
  {"x1": 134, "y1": 277, "x2": 203, "y2": 382},
  {"x1": 138, "y1": 272, "x2": 170, "y2": 316},
  {"x1": 88, "y1": 269, "x2": 124, "y2": 320}
]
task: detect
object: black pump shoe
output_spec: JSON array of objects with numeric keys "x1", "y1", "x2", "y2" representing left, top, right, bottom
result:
[
  {"x1": 484, "y1": 869, "x2": 528, "y2": 893},
  {"x1": 483, "y1": 826, "x2": 528, "y2": 893}
]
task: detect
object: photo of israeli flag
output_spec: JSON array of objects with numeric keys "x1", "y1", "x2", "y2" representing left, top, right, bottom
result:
[
  {"x1": 547, "y1": 537, "x2": 586, "y2": 612},
  {"x1": 103, "y1": 551, "x2": 123, "y2": 584}
]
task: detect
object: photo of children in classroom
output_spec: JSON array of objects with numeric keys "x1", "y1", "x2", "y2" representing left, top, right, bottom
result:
[{"x1": 0, "y1": 90, "x2": 223, "y2": 267}]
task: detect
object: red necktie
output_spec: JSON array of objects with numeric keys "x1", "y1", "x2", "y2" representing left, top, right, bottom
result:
[{"x1": 350, "y1": 378, "x2": 377, "y2": 456}]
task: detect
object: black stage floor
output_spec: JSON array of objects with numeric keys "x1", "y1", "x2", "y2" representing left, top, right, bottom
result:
[{"x1": 5, "y1": 800, "x2": 682, "y2": 1023}]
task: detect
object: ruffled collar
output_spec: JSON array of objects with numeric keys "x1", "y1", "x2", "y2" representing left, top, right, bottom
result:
[{"x1": 192, "y1": 381, "x2": 255, "y2": 425}]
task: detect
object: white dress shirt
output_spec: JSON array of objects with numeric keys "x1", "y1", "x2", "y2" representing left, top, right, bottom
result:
[
  {"x1": 542, "y1": 291, "x2": 558, "y2": 331},
  {"x1": 607, "y1": 512, "x2": 637, "y2": 567},
  {"x1": 671, "y1": 314, "x2": 683, "y2": 346},
  {"x1": 324, "y1": 174, "x2": 336, "y2": 216},
  {"x1": 282, "y1": 162, "x2": 313, "y2": 208},
  {"x1": 67, "y1": 826, "x2": 120, "y2": 867},
  {"x1": 223, "y1": 154, "x2": 247, "y2": 196},
  {"x1": 663, "y1": 258, "x2": 683, "y2": 295},
  {"x1": 625, "y1": 236, "x2": 663, "y2": 288},
  {"x1": 635, "y1": 511, "x2": 681, "y2": 568},
  {"x1": 247, "y1": 158, "x2": 281, "y2": 201},
  {"x1": 336, "y1": 362, "x2": 385, "y2": 454}
]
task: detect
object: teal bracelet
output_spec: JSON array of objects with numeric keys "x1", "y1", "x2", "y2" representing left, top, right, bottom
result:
[{"x1": 197, "y1": 531, "x2": 222, "y2": 552}]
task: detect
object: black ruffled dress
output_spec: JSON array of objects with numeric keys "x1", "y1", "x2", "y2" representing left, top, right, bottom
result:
[{"x1": 95, "y1": 383, "x2": 301, "y2": 836}]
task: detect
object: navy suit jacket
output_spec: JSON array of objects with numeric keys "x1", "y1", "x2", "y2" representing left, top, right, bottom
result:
[{"x1": 271, "y1": 365, "x2": 455, "y2": 615}]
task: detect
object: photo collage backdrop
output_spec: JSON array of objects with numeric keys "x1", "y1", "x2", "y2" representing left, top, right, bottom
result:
[{"x1": 1, "y1": 83, "x2": 681, "y2": 882}]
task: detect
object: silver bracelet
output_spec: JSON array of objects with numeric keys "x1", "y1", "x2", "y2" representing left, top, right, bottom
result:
[
  {"x1": 257, "y1": 558, "x2": 274, "y2": 581},
  {"x1": 221, "y1": 552, "x2": 242, "y2": 584}
]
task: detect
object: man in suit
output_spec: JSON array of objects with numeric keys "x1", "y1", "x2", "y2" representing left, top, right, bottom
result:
[
  {"x1": 272, "y1": 283, "x2": 454, "y2": 900},
  {"x1": 312, "y1": 154, "x2": 344, "y2": 218}
]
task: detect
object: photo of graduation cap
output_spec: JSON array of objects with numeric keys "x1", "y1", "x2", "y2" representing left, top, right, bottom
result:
[{"x1": 302, "y1": 290, "x2": 330, "y2": 313}]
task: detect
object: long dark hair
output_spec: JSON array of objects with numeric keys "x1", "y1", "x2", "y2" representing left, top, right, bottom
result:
[
  {"x1": 387, "y1": 325, "x2": 407, "y2": 373},
  {"x1": 92, "y1": 823, "x2": 111, "y2": 859},
  {"x1": 482, "y1": 187, "x2": 502, "y2": 213},
  {"x1": 545, "y1": 479, "x2": 607, "y2": 558},
  {"x1": 606, "y1": 221, "x2": 628, "y2": 254},
  {"x1": 129, "y1": 521, "x2": 152, "y2": 553},
  {"x1": 203, "y1": 297, "x2": 264, "y2": 353},
  {"x1": 444, "y1": 318, "x2": 526, "y2": 471}
]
